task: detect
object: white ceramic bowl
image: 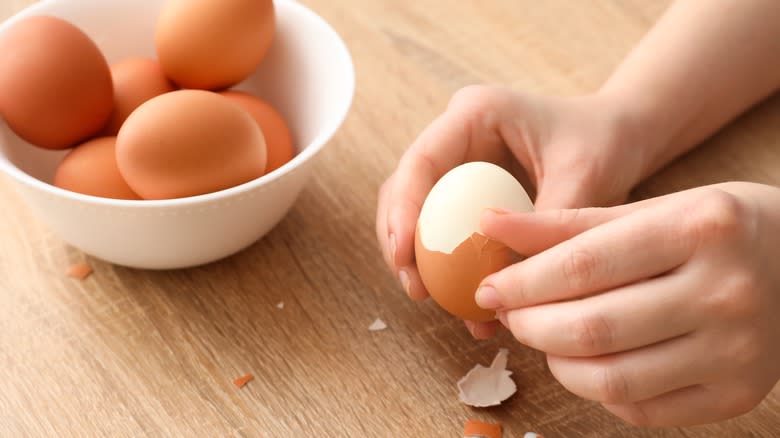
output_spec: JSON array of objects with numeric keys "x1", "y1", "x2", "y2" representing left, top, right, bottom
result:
[{"x1": 0, "y1": 0, "x2": 355, "y2": 269}]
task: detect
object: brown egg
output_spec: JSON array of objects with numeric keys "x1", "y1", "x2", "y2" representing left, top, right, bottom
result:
[
  {"x1": 415, "y1": 230, "x2": 517, "y2": 322},
  {"x1": 414, "y1": 162, "x2": 535, "y2": 322},
  {"x1": 155, "y1": 0, "x2": 275, "y2": 90},
  {"x1": 0, "y1": 16, "x2": 113, "y2": 149},
  {"x1": 220, "y1": 91, "x2": 295, "y2": 174},
  {"x1": 54, "y1": 137, "x2": 141, "y2": 200},
  {"x1": 116, "y1": 90, "x2": 267, "y2": 200},
  {"x1": 102, "y1": 57, "x2": 176, "y2": 136}
]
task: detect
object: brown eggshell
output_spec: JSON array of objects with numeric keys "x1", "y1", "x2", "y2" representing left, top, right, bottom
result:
[
  {"x1": 415, "y1": 227, "x2": 518, "y2": 322},
  {"x1": 219, "y1": 91, "x2": 295, "y2": 174},
  {"x1": 102, "y1": 57, "x2": 176, "y2": 136},
  {"x1": 155, "y1": 0, "x2": 275, "y2": 90},
  {"x1": 0, "y1": 16, "x2": 113, "y2": 149},
  {"x1": 115, "y1": 90, "x2": 267, "y2": 200},
  {"x1": 54, "y1": 137, "x2": 141, "y2": 200}
]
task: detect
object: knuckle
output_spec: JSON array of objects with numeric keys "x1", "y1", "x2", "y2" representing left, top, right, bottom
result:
[
  {"x1": 703, "y1": 270, "x2": 762, "y2": 320},
  {"x1": 553, "y1": 208, "x2": 583, "y2": 228},
  {"x1": 449, "y1": 84, "x2": 503, "y2": 109},
  {"x1": 724, "y1": 331, "x2": 763, "y2": 370},
  {"x1": 571, "y1": 311, "x2": 615, "y2": 354},
  {"x1": 614, "y1": 404, "x2": 652, "y2": 427},
  {"x1": 593, "y1": 365, "x2": 630, "y2": 403},
  {"x1": 448, "y1": 85, "x2": 509, "y2": 128},
  {"x1": 686, "y1": 190, "x2": 748, "y2": 245},
  {"x1": 505, "y1": 272, "x2": 529, "y2": 308},
  {"x1": 562, "y1": 245, "x2": 600, "y2": 291}
]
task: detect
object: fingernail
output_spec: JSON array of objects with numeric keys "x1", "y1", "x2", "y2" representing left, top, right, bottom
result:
[
  {"x1": 472, "y1": 323, "x2": 494, "y2": 340},
  {"x1": 389, "y1": 233, "x2": 397, "y2": 267},
  {"x1": 399, "y1": 269, "x2": 411, "y2": 296},
  {"x1": 475, "y1": 285, "x2": 501, "y2": 309},
  {"x1": 464, "y1": 320, "x2": 476, "y2": 337},
  {"x1": 495, "y1": 311, "x2": 508, "y2": 327}
]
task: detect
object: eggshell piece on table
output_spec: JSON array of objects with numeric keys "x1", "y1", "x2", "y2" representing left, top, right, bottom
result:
[
  {"x1": 463, "y1": 419, "x2": 502, "y2": 438},
  {"x1": 220, "y1": 91, "x2": 295, "y2": 173},
  {"x1": 233, "y1": 374, "x2": 254, "y2": 389},
  {"x1": 102, "y1": 57, "x2": 176, "y2": 136},
  {"x1": 54, "y1": 137, "x2": 140, "y2": 200},
  {"x1": 414, "y1": 162, "x2": 534, "y2": 322},
  {"x1": 458, "y1": 348, "x2": 517, "y2": 407},
  {"x1": 116, "y1": 90, "x2": 267, "y2": 200},
  {"x1": 156, "y1": 0, "x2": 276, "y2": 90},
  {"x1": 0, "y1": 16, "x2": 113, "y2": 149},
  {"x1": 66, "y1": 262, "x2": 93, "y2": 280}
]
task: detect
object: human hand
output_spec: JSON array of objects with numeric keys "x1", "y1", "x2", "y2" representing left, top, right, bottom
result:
[
  {"x1": 477, "y1": 183, "x2": 780, "y2": 426},
  {"x1": 376, "y1": 85, "x2": 648, "y2": 338}
]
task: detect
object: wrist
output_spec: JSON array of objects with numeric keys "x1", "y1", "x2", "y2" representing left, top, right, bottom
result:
[{"x1": 594, "y1": 84, "x2": 688, "y2": 182}]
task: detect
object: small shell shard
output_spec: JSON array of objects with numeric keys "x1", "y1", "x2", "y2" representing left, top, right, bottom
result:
[
  {"x1": 368, "y1": 318, "x2": 387, "y2": 331},
  {"x1": 458, "y1": 349, "x2": 517, "y2": 407}
]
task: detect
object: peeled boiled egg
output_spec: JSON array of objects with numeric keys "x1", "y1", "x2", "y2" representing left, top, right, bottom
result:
[
  {"x1": 220, "y1": 91, "x2": 295, "y2": 174},
  {"x1": 54, "y1": 137, "x2": 140, "y2": 200},
  {"x1": 116, "y1": 90, "x2": 267, "y2": 200},
  {"x1": 0, "y1": 16, "x2": 113, "y2": 149},
  {"x1": 155, "y1": 0, "x2": 275, "y2": 90},
  {"x1": 102, "y1": 57, "x2": 176, "y2": 136},
  {"x1": 414, "y1": 162, "x2": 534, "y2": 322}
]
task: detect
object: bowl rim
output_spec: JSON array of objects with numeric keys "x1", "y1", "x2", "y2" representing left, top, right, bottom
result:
[{"x1": 0, "y1": 0, "x2": 356, "y2": 209}]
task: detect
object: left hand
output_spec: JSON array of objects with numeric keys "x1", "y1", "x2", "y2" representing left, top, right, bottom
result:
[{"x1": 475, "y1": 182, "x2": 780, "y2": 427}]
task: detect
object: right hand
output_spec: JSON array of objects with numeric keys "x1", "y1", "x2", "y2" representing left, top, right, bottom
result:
[{"x1": 375, "y1": 85, "x2": 649, "y2": 338}]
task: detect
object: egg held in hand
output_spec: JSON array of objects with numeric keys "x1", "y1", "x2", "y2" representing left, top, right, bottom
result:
[
  {"x1": 414, "y1": 162, "x2": 534, "y2": 322},
  {"x1": 0, "y1": 16, "x2": 113, "y2": 149},
  {"x1": 220, "y1": 91, "x2": 295, "y2": 174},
  {"x1": 115, "y1": 90, "x2": 267, "y2": 200},
  {"x1": 102, "y1": 57, "x2": 176, "y2": 136},
  {"x1": 54, "y1": 137, "x2": 140, "y2": 200}
]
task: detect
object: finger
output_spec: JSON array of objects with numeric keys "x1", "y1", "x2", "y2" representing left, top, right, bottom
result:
[
  {"x1": 401, "y1": 265, "x2": 429, "y2": 301},
  {"x1": 465, "y1": 320, "x2": 500, "y2": 340},
  {"x1": 375, "y1": 175, "x2": 394, "y2": 268},
  {"x1": 478, "y1": 197, "x2": 696, "y2": 309},
  {"x1": 386, "y1": 89, "x2": 515, "y2": 272},
  {"x1": 602, "y1": 383, "x2": 759, "y2": 427},
  {"x1": 546, "y1": 332, "x2": 713, "y2": 405},
  {"x1": 480, "y1": 195, "x2": 667, "y2": 256},
  {"x1": 500, "y1": 272, "x2": 700, "y2": 356}
]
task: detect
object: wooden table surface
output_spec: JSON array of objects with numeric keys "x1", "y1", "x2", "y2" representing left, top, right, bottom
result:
[{"x1": 2, "y1": 1, "x2": 779, "y2": 436}]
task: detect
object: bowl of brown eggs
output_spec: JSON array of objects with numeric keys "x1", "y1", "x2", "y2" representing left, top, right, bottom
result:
[{"x1": 0, "y1": 0, "x2": 355, "y2": 269}]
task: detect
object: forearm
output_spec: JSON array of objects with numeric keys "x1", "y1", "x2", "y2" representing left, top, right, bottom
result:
[{"x1": 599, "y1": 0, "x2": 780, "y2": 179}]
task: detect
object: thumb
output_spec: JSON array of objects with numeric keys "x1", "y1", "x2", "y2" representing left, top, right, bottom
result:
[{"x1": 479, "y1": 198, "x2": 659, "y2": 256}]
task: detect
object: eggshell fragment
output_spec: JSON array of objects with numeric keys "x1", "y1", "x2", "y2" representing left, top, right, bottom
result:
[
  {"x1": 463, "y1": 419, "x2": 502, "y2": 438},
  {"x1": 102, "y1": 57, "x2": 176, "y2": 136},
  {"x1": 156, "y1": 0, "x2": 276, "y2": 90},
  {"x1": 116, "y1": 90, "x2": 267, "y2": 200},
  {"x1": 66, "y1": 263, "x2": 93, "y2": 280},
  {"x1": 54, "y1": 137, "x2": 141, "y2": 200},
  {"x1": 233, "y1": 374, "x2": 254, "y2": 389},
  {"x1": 458, "y1": 348, "x2": 517, "y2": 408},
  {"x1": 415, "y1": 162, "x2": 533, "y2": 322},
  {"x1": 0, "y1": 16, "x2": 113, "y2": 149},
  {"x1": 368, "y1": 318, "x2": 387, "y2": 331}
]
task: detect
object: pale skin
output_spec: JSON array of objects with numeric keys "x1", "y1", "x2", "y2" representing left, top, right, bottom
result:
[{"x1": 375, "y1": 0, "x2": 780, "y2": 428}]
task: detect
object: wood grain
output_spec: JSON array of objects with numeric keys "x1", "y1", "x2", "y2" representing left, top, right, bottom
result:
[{"x1": 1, "y1": 0, "x2": 779, "y2": 436}]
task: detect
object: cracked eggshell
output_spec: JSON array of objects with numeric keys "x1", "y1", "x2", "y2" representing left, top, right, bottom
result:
[{"x1": 414, "y1": 162, "x2": 533, "y2": 322}]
